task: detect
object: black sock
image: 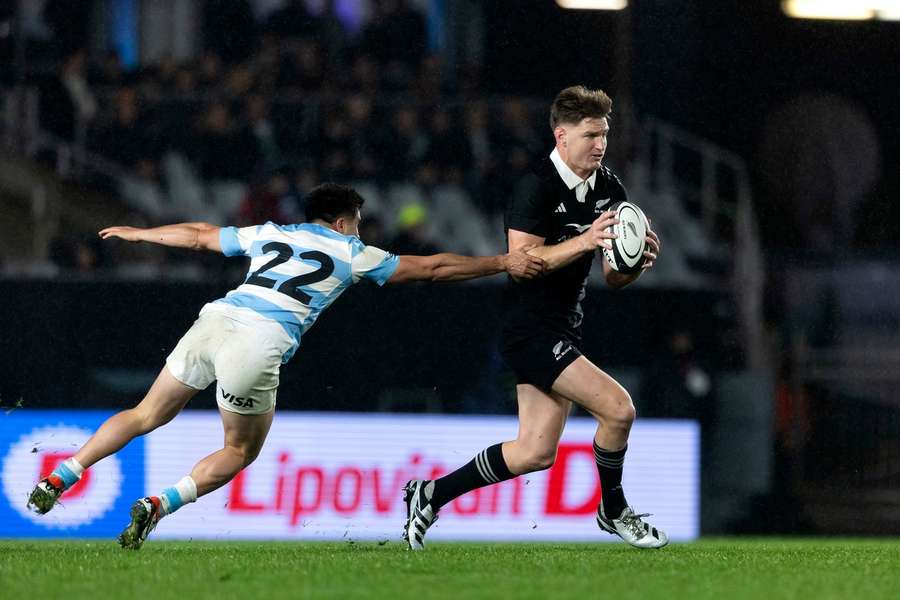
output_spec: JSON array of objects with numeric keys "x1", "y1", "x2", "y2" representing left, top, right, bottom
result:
[
  {"x1": 431, "y1": 443, "x2": 514, "y2": 508},
  {"x1": 594, "y1": 442, "x2": 628, "y2": 518}
]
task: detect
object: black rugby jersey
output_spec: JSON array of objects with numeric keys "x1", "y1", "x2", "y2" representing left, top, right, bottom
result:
[{"x1": 502, "y1": 154, "x2": 628, "y2": 344}]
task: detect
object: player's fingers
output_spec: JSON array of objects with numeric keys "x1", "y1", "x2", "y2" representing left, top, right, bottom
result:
[
  {"x1": 515, "y1": 260, "x2": 535, "y2": 275},
  {"x1": 643, "y1": 249, "x2": 657, "y2": 261},
  {"x1": 599, "y1": 241, "x2": 613, "y2": 250},
  {"x1": 645, "y1": 236, "x2": 659, "y2": 253},
  {"x1": 597, "y1": 230, "x2": 618, "y2": 239},
  {"x1": 518, "y1": 262, "x2": 539, "y2": 277},
  {"x1": 596, "y1": 216, "x2": 619, "y2": 230}
]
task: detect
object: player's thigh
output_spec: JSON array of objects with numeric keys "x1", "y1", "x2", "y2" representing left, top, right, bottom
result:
[
  {"x1": 551, "y1": 356, "x2": 634, "y2": 422},
  {"x1": 219, "y1": 407, "x2": 274, "y2": 463},
  {"x1": 134, "y1": 366, "x2": 199, "y2": 425},
  {"x1": 165, "y1": 311, "x2": 227, "y2": 392},
  {"x1": 514, "y1": 383, "x2": 572, "y2": 455},
  {"x1": 213, "y1": 327, "x2": 283, "y2": 416}
]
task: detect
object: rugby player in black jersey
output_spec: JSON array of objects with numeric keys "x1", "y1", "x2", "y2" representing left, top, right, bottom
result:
[{"x1": 404, "y1": 86, "x2": 666, "y2": 549}]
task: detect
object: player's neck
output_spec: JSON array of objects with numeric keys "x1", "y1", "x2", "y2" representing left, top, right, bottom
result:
[{"x1": 312, "y1": 219, "x2": 339, "y2": 233}]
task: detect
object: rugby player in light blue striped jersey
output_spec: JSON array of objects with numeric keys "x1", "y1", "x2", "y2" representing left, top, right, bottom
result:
[{"x1": 27, "y1": 183, "x2": 544, "y2": 549}]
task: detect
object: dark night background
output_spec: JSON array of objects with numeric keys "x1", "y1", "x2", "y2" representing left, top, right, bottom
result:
[
  {"x1": 1, "y1": 0, "x2": 898, "y2": 538},
  {"x1": 482, "y1": 1, "x2": 899, "y2": 249}
]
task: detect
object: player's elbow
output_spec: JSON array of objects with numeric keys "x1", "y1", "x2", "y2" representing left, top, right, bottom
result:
[
  {"x1": 605, "y1": 270, "x2": 632, "y2": 289},
  {"x1": 605, "y1": 275, "x2": 624, "y2": 289},
  {"x1": 389, "y1": 256, "x2": 440, "y2": 284},
  {"x1": 194, "y1": 225, "x2": 221, "y2": 252},
  {"x1": 189, "y1": 236, "x2": 204, "y2": 251}
]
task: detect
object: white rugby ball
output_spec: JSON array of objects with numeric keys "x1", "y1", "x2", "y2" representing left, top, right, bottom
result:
[{"x1": 601, "y1": 201, "x2": 649, "y2": 274}]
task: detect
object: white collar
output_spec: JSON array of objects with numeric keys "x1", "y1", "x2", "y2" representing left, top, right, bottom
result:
[{"x1": 550, "y1": 148, "x2": 597, "y2": 191}]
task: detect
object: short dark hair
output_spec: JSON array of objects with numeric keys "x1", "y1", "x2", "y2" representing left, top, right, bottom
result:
[
  {"x1": 304, "y1": 183, "x2": 365, "y2": 223},
  {"x1": 549, "y1": 86, "x2": 613, "y2": 130}
]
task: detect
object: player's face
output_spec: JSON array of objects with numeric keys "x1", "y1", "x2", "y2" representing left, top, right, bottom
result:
[{"x1": 559, "y1": 117, "x2": 609, "y2": 178}]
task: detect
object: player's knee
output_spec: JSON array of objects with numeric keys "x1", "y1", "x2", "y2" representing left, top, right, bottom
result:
[
  {"x1": 242, "y1": 446, "x2": 263, "y2": 467},
  {"x1": 522, "y1": 447, "x2": 557, "y2": 472},
  {"x1": 605, "y1": 390, "x2": 636, "y2": 430},
  {"x1": 133, "y1": 406, "x2": 172, "y2": 434}
]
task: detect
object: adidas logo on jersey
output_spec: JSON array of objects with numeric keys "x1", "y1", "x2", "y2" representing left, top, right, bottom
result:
[{"x1": 554, "y1": 203, "x2": 567, "y2": 213}]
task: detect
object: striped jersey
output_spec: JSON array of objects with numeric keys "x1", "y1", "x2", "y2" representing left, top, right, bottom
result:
[{"x1": 212, "y1": 222, "x2": 399, "y2": 362}]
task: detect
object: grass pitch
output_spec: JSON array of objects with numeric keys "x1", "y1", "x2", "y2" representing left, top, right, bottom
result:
[{"x1": 1, "y1": 538, "x2": 898, "y2": 599}]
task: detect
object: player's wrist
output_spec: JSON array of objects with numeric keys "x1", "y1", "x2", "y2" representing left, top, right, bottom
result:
[{"x1": 577, "y1": 232, "x2": 594, "y2": 254}]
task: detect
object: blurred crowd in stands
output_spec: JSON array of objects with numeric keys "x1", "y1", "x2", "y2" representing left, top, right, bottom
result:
[
  {"x1": 32, "y1": 0, "x2": 554, "y2": 266},
  {"x1": 1, "y1": 0, "x2": 730, "y2": 428}
]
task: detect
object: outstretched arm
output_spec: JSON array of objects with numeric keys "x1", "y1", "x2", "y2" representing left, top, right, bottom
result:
[
  {"x1": 387, "y1": 249, "x2": 544, "y2": 284},
  {"x1": 509, "y1": 210, "x2": 619, "y2": 274},
  {"x1": 99, "y1": 223, "x2": 223, "y2": 252}
]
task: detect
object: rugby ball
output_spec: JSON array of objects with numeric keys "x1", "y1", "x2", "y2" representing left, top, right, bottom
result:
[{"x1": 601, "y1": 201, "x2": 649, "y2": 274}]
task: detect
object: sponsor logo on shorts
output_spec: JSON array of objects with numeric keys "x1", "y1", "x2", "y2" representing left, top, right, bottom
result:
[
  {"x1": 221, "y1": 389, "x2": 258, "y2": 409},
  {"x1": 552, "y1": 341, "x2": 572, "y2": 361}
]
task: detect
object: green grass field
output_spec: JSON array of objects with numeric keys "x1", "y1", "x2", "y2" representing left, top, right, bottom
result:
[{"x1": 1, "y1": 539, "x2": 898, "y2": 599}]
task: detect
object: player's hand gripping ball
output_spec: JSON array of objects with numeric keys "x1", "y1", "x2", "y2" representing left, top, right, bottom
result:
[{"x1": 601, "y1": 201, "x2": 650, "y2": 274}]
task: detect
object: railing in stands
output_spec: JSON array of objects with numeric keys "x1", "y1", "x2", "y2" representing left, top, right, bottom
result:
[
  {"x1": 638, "y1": 117, "x2": 765, "y2": 370},
  {"x1": 3, "y1": 85, "x2": 766, "y2": 371}
]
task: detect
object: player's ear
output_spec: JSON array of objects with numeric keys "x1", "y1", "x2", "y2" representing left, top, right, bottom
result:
[{"x1": 554, "y1": 126, "x2": 567, "y2": 148}]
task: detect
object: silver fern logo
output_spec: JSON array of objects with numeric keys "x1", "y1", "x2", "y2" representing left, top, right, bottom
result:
[{"x1": 552, "y1": 341, "x2": 572, "y2": 361}]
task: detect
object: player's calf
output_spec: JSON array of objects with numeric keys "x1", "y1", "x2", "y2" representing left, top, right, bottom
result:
[{"x1": 27, "y1": 457, "x2": 85, "y2": 515}]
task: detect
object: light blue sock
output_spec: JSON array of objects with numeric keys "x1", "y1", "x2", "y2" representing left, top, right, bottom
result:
[
  {"x1": 158, "y1": 476, "x2": 198, "y2": 516},
  {"x1": 51, "y1": 458, "x2": 84, "y2": 490}
]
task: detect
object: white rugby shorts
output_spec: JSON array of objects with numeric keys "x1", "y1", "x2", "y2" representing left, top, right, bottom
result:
[{"x1": 165, "y1": 304, "x2": 293, "y2": 415}]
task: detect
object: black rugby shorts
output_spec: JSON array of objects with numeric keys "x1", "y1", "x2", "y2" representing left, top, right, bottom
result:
[{"x1": 500, "y1": 333, "x2": 583, "y2": 393}]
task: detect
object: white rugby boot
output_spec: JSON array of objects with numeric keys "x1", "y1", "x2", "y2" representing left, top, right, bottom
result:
[
  {"x1": 402, "y1": 480, "x2": 439, "y2": 550},
  {"x1": 597, "y1": 504, "x2": 669, "y2": 549}
]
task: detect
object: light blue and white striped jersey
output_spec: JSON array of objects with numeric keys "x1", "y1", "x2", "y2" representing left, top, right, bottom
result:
[{"x1": 212, "y1": 222, "x2": 399, "y2": 362}]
